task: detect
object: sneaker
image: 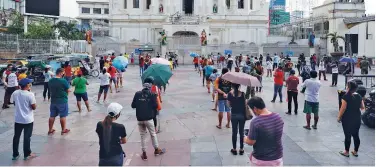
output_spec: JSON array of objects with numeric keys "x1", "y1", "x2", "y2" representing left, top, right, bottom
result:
[
  {"x1": 154, "y1": 148, "x2": 166, "y2": 156},
  {"x1": 12, "y1": 155, "x2": 20, "y2": 160},
  {"x1": 270, "y1": 100, "x2": 275, "y2": 103},
  {"x1": 141, "y1": 152, "x2": 148, "y2": 161}
]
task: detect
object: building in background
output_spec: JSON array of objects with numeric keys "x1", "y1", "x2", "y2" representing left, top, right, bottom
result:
[
  {"x1": 269, "y1": 0, "x2": 289, "y2": 34},
  {"x1": 76, "y1": 0, "x2": 109, "y2": 35},
  {"x1": 290, "y1": 10, "x2": 304, "y2": 23}
]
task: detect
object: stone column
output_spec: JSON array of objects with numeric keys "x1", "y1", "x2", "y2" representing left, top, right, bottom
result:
[
  {"x1": 231, "y1": 0, "x2": 237, "y2": 13},
  {"x1": 220, "y1": 0, "x2": 226, "y2": 14}
]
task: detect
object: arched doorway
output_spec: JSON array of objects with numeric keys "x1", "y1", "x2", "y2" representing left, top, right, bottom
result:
[
  {"x1": 172, "y1": 31, "x2": 200, "y2": 45},
  {"x1": 169, "y1": 31, "x2": 200, "y2": 65}
]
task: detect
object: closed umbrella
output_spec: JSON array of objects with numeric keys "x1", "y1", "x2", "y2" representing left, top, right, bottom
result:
[
  {"x1": 151, "y1": 57, "x2": 170, "y2": 66},
  {"x1": 141, "y1": 64, "x2": 173, "y2": 86},
  {"x1": 221, "y1": 72, "x2": 261, "y2": 87}
]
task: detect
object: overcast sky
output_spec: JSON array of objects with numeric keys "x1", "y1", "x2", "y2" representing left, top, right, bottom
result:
[{"x1": 60, "y1": 0, "x2": 375, "y2": 18}]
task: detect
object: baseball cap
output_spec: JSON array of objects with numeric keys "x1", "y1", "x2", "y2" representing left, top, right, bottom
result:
[
  {"x1": 107, "y1": 103, "x2": 123, "y2": 117},
  {"x1": 19, "y1": 78, "x2": 33, "y2": 87}
]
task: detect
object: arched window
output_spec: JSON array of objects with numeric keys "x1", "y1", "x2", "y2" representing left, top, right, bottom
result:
[{"x1": 238, "y1": 0, "x2": 244, "y2": 9}]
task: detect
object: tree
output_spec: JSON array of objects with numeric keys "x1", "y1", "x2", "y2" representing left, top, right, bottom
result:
[
  {"x1": 6, "y1": 11, "x2": 24, "y2": 34},
  {"x1": 24, "y1": 19, "x2": 55, "y2": 39},
  {"x1": 53, "y1": 21, "x2": 85, "y2": 40},
  {"x1": 326, "y1": 32, "x2": 345, "y2": 52}
]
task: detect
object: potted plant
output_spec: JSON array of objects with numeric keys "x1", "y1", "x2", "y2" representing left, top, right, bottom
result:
[{"x1": 326, "y1": 32, "x2": 345, "y2": 58}]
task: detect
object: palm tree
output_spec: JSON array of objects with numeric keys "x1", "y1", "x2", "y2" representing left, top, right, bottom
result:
[{"x1": 326, "y1": 32, "x2": 345, "y2": 52}]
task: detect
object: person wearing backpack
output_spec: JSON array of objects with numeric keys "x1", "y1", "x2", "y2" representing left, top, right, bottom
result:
[
  {"x1": 2, "y1": 64, "x2": 18, "y2": 109},
  {"x1": 72, "y1": 71, "x2": 91, "y2": 113},
  {"x1": 131, "y1": 77, "x2": 166, "y2": 161}
]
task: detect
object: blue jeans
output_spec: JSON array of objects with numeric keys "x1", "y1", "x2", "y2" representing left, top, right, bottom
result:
[
  {"x1": 99, "y1": 154, "x2": 124, "y2": 166},
  {"x1": 139, "y1": 66, "x2": 144, "y2": 75},
  {"x1": 272, "y1": 84, "x2": 283, "y2": 102}
]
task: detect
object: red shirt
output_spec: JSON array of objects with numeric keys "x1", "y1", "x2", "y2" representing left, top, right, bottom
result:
[
  {"x1": 286, "y1": 76, "x2": 300, "y2": 92},
  {"x1": 64, "y1": 66, "x2": 72, "y2": 77},
  {"x1": 139, "y1": 57, "x2": 144, "y2": 67},
  {"x1": 193, "y1": 57, "x2": 198, "y2": 64},
  {"x1": 107, "y1": 66, "x2": 117, "y2": 78},
  {"x1": 111, "y1": 55, "x2": 116, "y2": 60},
  {"x1": 273, "y1": 69, "x2": 284, "y2": 85}
]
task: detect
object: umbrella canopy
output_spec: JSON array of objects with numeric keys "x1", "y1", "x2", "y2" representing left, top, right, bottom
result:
[
  {"x1": 221, "y1": 72, "x2": 261, "y2": 87},
  {"x1": 113, "y1": 56, "x2": 129, "y2": 71},
  {"x1": 141, "y1": 64, "x2": 173, "y2": 86},
  {"x1": 339, "y1": 57, "x2": 356, "y2": 63},
  {"x1": 151, "y1": 57, "x2": 170, "y2": 66},
  {"x1": 190, "y1": 52, "x2": 199, "y2": 57}
]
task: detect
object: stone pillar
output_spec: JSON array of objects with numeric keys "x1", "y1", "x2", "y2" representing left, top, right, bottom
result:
[
  {"x1": 231, "y1": 0, "x2": 237, "y2": 13},
  {"x1": 161, "y1": 45, "x2": 167, "y2": 57},
  {"x1": 201, "y1": 46, "x2": 207, "y2": 57},
  {"x1": 220, "y1": 0, "x2": 226, "y2": 14}
]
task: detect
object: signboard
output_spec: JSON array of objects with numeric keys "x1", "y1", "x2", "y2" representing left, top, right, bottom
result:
[
  {"x1": 25, "y1": 0, "x2": 60, "y2": 16},
  {"x1": 224, "y1": 50, "x2": 232, "y2": 55},
  {"x1": 139, "y1": 48, "x2": 154, "y2": 51}
]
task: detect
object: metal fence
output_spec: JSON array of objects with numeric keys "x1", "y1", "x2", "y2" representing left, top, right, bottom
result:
[
  {"x1": 0, "y1": 33, "x2": 88, "y2": 54},
  {"x1": 262, "y1": 44, "x2": 310, "y2": 57}
]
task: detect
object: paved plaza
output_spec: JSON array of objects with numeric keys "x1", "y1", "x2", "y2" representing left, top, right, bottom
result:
[{"x1": 0, "y1": 65, "x2": 374, "y2": 166}]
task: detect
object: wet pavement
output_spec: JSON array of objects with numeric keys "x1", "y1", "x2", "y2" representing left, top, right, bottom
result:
[{"x1": 0, "y1": 65, "x2": 374, "y2": 166}]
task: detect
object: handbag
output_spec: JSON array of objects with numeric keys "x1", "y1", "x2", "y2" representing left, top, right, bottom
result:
[{"x1": 243, "y1": 93, "x2": 253, "y2": 120}]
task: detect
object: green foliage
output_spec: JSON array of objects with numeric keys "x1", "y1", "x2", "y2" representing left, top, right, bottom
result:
[
  {"x1": 53, "y1": 21, "x2": 85, "y2": 40},
  {"x1": 7, "y1": 11, "x2": 24, "y2": 34},
  {"x1": 326, "y1": 32, "x2": 345, "y2": 52},
  {"x1": 24, "y1": 19, "x2": 55, "y2": 39}
]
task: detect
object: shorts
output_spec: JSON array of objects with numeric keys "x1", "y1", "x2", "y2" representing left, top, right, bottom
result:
[
  {"x1": 50, "y1": 103, "x2": 69, "y2": 118},
  {"x1": 99, "y1": 85, "x2": 109, "y2": 94},
  {"x1": 117, "y1": 72, "x2": 123, "y2": 78},
  {"x1": 194, "y1": 63, "x2": 198, "y2": 68},
  {"x1": 303, "y1": 101, "x2": 319, "y2": 114},
  {"x1": 212, "y1": 85, "x2": 217, "y2": 93},
  {"x1": 65, "y1": 76, "x2": 72, "y2": 83},
  {"x1": 74, "y1": 92, "x2": 88, "y2": 101},
  {"x1": 218, "y1": 100, "x2": 230, "y2": 112},
  {"x1": 110, "y1": 77, "x2": 117, "y2": 83}
]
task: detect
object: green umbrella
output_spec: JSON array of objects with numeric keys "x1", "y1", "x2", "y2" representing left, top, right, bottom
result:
[{"x1": 141, "y1": 64, "x2": 173, "y2": 86}]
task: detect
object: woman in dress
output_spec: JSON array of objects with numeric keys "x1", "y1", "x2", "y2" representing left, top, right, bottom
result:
[{"x1": 337, "y1": 80, "x2": 365, "y2": 157}]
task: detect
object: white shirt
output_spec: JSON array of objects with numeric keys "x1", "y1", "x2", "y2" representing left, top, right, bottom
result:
[
  {"x1": 11, "y1": 90, "x2": 36, "y2": 124},
  {"x1": 319, "y1": 62, "x2": 326, "y2": 71},
  {"x1": 302, "y1": 78, "x2": 321, "y2": 103},
  {"x1": 99, "y1": 73, "x2": 111, "y2": 86},
  {"x1": 266, "y1": 61, "x2": 273, "y2": 69},
  {"x1": 332, "y1": 67, "x2": 338, "y2": 73},
  {"x1": 6, "y1": 73, "x2": 18, "y2": 87},
  {"x1": 43, "y1": 71, "x2": 54, "y2": 82}
]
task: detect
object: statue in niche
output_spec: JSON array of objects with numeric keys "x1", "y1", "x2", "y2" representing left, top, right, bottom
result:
[
  {"x1": 213, "y1": 4, "x2": 218, "y2": 13},
  {"x1": 159, "y1": 29, "x2": 167, "y2": 45},
  {"x1": 159, "y1": 4, "x2": 163, "y2": 13},
  {"x1": 201, "y1": 29, "x2": 207, "y2": 46}
]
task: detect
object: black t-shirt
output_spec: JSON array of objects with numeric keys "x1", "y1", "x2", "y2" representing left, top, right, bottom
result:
[
  {"x1": 342, "y1": 93, "x2": 362, "y2": 121},
  {"x1": 96, "y1": 122, "x2": 127, "y2": 159},
  {"x1": 228, "y1": 92, "x2": 246, "y2": 119},
  {"x1": 218, "y1": 78, "x2": 232, "y2": 100}
]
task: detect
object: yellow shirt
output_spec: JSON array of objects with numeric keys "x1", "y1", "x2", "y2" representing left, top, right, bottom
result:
[
  {"x1": 169, "y1": 61, "x2": 173, "y2": 70},
  {"x1": 104, "y1": 62, "x2": 110, "y2": 68},
  {"x1": 18, "y1": 73, "x2": 27, "y2": 80}
]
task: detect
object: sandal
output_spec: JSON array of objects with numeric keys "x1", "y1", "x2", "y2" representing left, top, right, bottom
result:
[
  {"x1": 239, "y1": 149, "x2": 244, "y2": 155},
  {"x1": 351, "y1": 151, "x2": 359, "y2": 157},
  {"x1": 311, "y1": 125, "x2": 317, "y2": 130},
  {"x1": 230, "y1": 149, "x2": 237, "y2": 155},
  {"x1": 216, "y1": 125, "x2": 222, "y2": 129},
  {"x1": 303, "y1": 126, "x2": 311, "y2": 130},
  {"x1": 225, "y1": 124, "x2": 230, "y2": 128},
  {"x1": 61, "y1": 129, "x2": 70, "y2": 135},
  {"x1": 339, "y1": 151, "x2": 349, "y2": 157},
  {"x1": 47, "y1": 129, "x2": 55, "y2": 135}
]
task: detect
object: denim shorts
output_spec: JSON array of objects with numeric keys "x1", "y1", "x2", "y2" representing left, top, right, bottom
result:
[
  {"x1": 218, "y1": 100, "x2": 230, "y2": 112},
  {"x1": 74, "y1": 92, "x2": 88, "y2": 101},
  {"x1": 50, "y1": 103, "x2": 69, "y2": 118},
  {"x1": 110, "y1": 77, "x2": 117, "y2": 83},
  {"x1": 99, "y1": 85, "x2": 109, "y2": 94}
]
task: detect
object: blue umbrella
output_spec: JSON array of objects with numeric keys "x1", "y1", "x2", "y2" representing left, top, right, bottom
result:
[
  {"x1": 113, "y1": 56, "x2": 129, "y2": 71},
  {"x1": 190, "y1": 52, "x2": 198, "y2": 57},
  {"x1": 339, "y1": 57, "x2": 356, "y2": 63}
]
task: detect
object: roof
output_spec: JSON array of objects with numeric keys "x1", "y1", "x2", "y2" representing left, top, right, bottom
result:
[
  {"x1": 76, "y1": 0, "x2": 108, "y2": 4},
  {"x1": 343, "y1": 15, "x2": 375, "y2": 24}
]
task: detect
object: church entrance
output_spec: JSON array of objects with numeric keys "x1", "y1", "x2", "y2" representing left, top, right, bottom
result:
[{"x1": 183, "y1": 0, "x2": 194, "y2": 14}]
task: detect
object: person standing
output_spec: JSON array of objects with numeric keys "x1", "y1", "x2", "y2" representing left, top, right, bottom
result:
[
  {"x1": 107, "y1": 64, "x2": 119, "y2": 93},
  {"x1": 318, "y1": 60, "x2": 327, "y2": 80},
  {"x1": 96, "y1": 103, "x2": 127, "y2": 166},
  {"x1": 331, "y1": 61, "x2": 339, "y2": 86},
  {"x1": 139, "y1": 56, "x2": 145, "y2": 76},
  {"x1": 227, "y1": 55, "x2": 234, "y2": 72},
  {"x1": 266, "y1": 59, "x2": 273, "y2": 77},
  {"x1": 254, "y1": 62, "x2": 264, "y2": 92},
  {"x1": 11, "y1": 78, "x2": 37, "y2": 160},
  {"x1": 360, "y1": 56, "x2": 371, "y2": 74},
  {"x1": 244, "y1": 97, "x2": 284, "y2": 166},
  {"x1": 99, "y1": 57, "x2": 105, "y2": 70},
  {"x1": 204, "y1": 63, "x2": 214, "y2": 93},
  {"x1": 285, "y1": 70, "x2": 299, "y2": 115},
  {"x1": 271, "y1": 66, "x2": 284, "y2": 103},
  {"x1": 72, "y1": 71, "x2": 91, "y2": 112},
  {"x1": 63, "y1": 61, "x2": 72, "y2": 85},
  {"x1": 337, "y1": 81, "x2": 365, "y2": 157},
  {"x1": 300, "y1": 62, "x2": 311, "y2": 93},
  {"x1": 17, "y1": 68, "x2": 27, "y2": 80},
  {"x1": 43, "y1": 65, "x2": 54, "y2": 101},
  {"x1": 209, "y1": 69, "x2": 220, "y2": 108},
  {"x1": 273, "y1": 54, "x2": 279, "y2": 70},
  {"x1": 214, "y1": 68, "x2": 232, "y2": 129},
  {"x1": 227, "y1": 83, "x2": 246, "y2": 155},
  {"x1": 259, "y1": 54, "x2": 263, "y2": 65},
  {"x1": 193, "y1": 56, "x2": 199, "y2": 70},
  {"x1": 97, "y1": 68, "x2": 111, "y2": 103},
  {"x1": 131, "y1": 78, "x2": 166, "y2": 160},
  {"x1": 302, "y1": 71, "x2": 321, "y2": 130},
  {"x1": 48, "y1": 68, "x2": 70, "y2": 135},
  {"x1": 144, "y1": 55, "x2": 151, "y2": 71},
  {"x1": 2, "y1": 65, "x2": 18, "y2": 109}
]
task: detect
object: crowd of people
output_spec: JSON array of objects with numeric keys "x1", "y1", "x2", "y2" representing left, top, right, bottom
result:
[{"x1": 1, "y1": 51, "x2": 371, "y2": 166}]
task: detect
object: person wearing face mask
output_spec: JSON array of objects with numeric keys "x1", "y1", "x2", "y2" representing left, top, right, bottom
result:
[
  {"x1": 2, "y1": 64, "x2": 18, "y2": 109},
  {"x1": 11, "y1": 78, "x2": 37, "y2": 160},
  {"x1": 244, "y1": 97, "x2": 284, "y2": 166},
  {"x1": 96, "y1": 103, "x2": 127, "y2": 166}
]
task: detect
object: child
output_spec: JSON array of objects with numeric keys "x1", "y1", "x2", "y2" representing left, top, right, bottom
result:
[
  {"x1": 266, "y1": 59, "x2": 273, "y2": 77},
  {"x1": 209, "y1": 69, "x2": 220, "y2": 110}
]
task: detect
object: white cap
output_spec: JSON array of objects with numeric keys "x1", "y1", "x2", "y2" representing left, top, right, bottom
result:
[
  {"x1": 107, "y1": 102, "x2": 123, "y2": 117},
  {"x1": 46, "y1": 65, "x2": 51, "y2": 68}
]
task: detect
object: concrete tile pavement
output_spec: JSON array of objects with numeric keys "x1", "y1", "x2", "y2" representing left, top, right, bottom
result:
[{"x1": 0, "y1": 65, "x2": 374, "y2": 166}]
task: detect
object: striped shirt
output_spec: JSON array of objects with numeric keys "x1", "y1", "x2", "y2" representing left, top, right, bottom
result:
[{"x1": 248, "y1": 112, "x2": 284, "y2": 161}]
